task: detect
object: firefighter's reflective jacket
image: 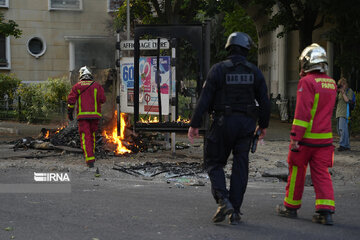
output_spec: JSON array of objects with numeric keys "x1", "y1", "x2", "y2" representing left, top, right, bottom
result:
[
  {"x1": 67, "y1": 79, "x2": 106, "y2": 120},
  {"x1": 291, "y1": 72, "x2": 337, "y2": 146}
]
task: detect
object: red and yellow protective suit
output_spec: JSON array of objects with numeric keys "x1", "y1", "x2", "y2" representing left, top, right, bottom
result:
[
  {"x1": 284, "y1": 72, "x2": 337, "y2": 212},
  {"x1": 67, "y1": 79, "x2": 106, "y2": 164}
]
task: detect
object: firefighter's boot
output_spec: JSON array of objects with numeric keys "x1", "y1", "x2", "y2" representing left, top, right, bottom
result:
[
  {"x1": 276, "y1": 204, "x2": 298, "y2": 218},
  {"x1": 312, "y1": 210, "x2": 334, "y2": 225},
  {"x1": 212, "y1": 198, "x2": 234, "y2": 223},
  {"x1": 87, "y1": 161, "x2": 94, "y2": 168}
]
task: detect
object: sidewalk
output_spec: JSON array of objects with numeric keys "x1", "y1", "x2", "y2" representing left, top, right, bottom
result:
[
  {"x1": 0, "y1": 118, "x2": 292, "y2": 141},
  {"x1": 1, "y1": 118, "x2": 356, "y2": 143},
  {"x1": 0, "y1": 120, "x2": 62, "y2": 142}
]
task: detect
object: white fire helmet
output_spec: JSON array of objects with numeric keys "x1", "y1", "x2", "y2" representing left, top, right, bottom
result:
[
  {"x1": 79, "y1": 66, "x2": 93, "y2": 80},
  {"x1": 299, "y1": 43, "x2": 328, "y2": 73}
]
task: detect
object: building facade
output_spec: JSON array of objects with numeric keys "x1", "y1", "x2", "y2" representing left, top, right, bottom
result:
[
  {"x1": 256, "y1": 18, "x2": 336, "y2": 101},
  {"x1": 0, "y1": 0, "x2": 122, "y2": 83}
]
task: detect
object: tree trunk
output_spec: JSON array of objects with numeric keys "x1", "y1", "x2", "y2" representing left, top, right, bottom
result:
[
  {"x1": 298, "y1": 5, "x2": 319, "y2": 53},
  {"x1": 298, "y1": 26, "x2": 313, "y2": 54}
]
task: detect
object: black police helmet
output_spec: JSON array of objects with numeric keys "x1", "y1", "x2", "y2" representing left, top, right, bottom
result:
[{"x1": 225, "y1": 32, "x2": 254, "y2": 51}]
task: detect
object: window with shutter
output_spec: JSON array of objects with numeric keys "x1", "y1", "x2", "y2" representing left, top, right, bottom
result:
[
  {"x1": 0, "y1": 34, "x2": 9, "y2": 68},
  {"x1": 0, "y1": 0, "x2": 9, "y2": 8},
  {"x1": 108, "y1": 0, "x2": 123, "y2": 12},
  {"x1": 49, "y1": 0, "x2": 82, "y2": 10}
]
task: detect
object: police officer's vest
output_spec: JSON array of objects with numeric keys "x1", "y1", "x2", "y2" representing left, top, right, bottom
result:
[{"x1": 213, "y1": 59, "x2": 256, "y2": 115}]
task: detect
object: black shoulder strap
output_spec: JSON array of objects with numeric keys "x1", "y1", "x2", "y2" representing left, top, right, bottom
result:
[
  {"x1": 79, "y1": 81, "x2": 95, "y2": 96},
  {"x1": 223, "y1": 58, "x2": 256, "y2": 73},
  {"x1": 223, "y1": 59, "x2": 234, "y2": 68},
  {"x1": 235, "y1": 59, "x2": 256, "y2": 72}
]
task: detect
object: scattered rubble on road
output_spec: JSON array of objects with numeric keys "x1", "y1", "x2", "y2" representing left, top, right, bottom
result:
[
  {"x1": 8, "y1": 120, "x2": 188, "y2": 156},
  {"x1": 1, "y1": 120, "x2": 359, "y2": 186},
  {"x1": 113, "y1": 161, "x2": 205, "y2": 178}
]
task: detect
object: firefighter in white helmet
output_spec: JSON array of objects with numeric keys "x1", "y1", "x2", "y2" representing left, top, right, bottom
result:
[
  {"x1": 276, "y1": 43, "x2": 337, "y2": 225},
  {"x1": 67, "y1": 66, "x2": 106, "y2": 168}
]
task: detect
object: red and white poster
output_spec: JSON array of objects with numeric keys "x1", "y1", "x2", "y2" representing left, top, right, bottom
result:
[{"x1": 119, "y1": 56, "x2": 171, "y2": 115}]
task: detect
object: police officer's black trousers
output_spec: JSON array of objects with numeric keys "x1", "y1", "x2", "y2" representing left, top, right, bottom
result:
[{"x1": 205, "y1": 115, "x2": 255, "y2": 213}]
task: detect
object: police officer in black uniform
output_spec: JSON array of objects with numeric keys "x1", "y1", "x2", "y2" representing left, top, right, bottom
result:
[{"x1": 188, "y1": 32, "x2": 270, "y2": 225}]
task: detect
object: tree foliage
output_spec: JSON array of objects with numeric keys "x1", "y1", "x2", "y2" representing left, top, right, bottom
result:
[
  {"x1": 112, "y1": 0, "x2": 360, "y2": 91},
  {"x1": 223, "y1": 7, "x2": 258, "y2": 63},
  {"x1": 16, "y1": 77, "x2": 71, "y2": 123},
  {"x1": 114, "y1": 0, "x2": 207, "y2": 32},
  {"x1": 113, "y1": 0, "x2": 257, "y2": 65},
  {"x1": 0, "y1": 73, "x2": 21, "y2": 100},
  {"x1": 350, "y1": 92, "x2": 360, "y2": 135},
  {"x1": 17, "y1": 82, "x2": 47, "y2": 123},
  {"x1": 114, "y1": 0, "x2": 154, "y2": 31},
  {"x1": 326, "y1": 0, "x2": 360, "y2": 81},
  {"x1": 0, "y1": 13, "x2": 21, "y2": 38},
  {"x1": 246, "y1": 0, "x2": 329, "y2": 52},
  {"x1": 197, "y1": 1, "x2": 257, "y2": 63},
  {"x1": 238, "y1": 0, "x2": 360, "y2": 84}
]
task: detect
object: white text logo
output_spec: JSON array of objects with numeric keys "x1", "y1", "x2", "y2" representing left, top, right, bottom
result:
[{"x1": 34, "y1": 172, "x2": 70, "y2": 182}]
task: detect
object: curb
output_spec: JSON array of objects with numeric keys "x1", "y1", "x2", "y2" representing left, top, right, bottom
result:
[{"x1": 0, "y1": 127, "x2": 19, "y2": 135}]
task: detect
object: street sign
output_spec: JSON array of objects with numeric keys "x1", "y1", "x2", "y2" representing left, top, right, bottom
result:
[{"x1": 120, "y1": 39, "x2": 170, "y2": 50}]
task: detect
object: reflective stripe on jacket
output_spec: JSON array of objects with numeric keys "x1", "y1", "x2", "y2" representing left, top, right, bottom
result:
[
  {"x1": 67, "y1": 79, "x2": 106, "y2": 120},
  {"x1": 291, "y1": 72, "x2": 337, "y2": 145}
]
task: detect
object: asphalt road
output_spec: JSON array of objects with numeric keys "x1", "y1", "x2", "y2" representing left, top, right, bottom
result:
[{"x1": 0, "y1": 167, "x2": 359, "y2": 240}]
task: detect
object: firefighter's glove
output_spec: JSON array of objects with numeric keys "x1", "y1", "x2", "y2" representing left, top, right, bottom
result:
[{"x1": 67, "y1": 108, "x2": 74, "y2": 121}]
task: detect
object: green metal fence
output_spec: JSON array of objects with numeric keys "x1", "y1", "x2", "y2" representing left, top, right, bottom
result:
[{"x1": 0, "y1": 97, "x2": 67, "y2": 123}]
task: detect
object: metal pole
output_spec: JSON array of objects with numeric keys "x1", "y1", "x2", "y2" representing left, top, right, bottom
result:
[
  {"x1": 117, "y1": 32, "x2": 121, "y2": 136},
  {"x1": 203, "y1": 21, "x2": 211, "y2": 159},
  {"x1": 69, "y1": 41, "x2": 75, "y2": 82},
  {"x1": 134, "y1": 34, "x2": 140, "y2": 124},
  {"x1": 170, "y1": 38, "x2": 177, "y2": 155},
  {"x1": 156, "y1": 38, "x2": 162, "y2": 122},
  {"x1": 127, "y1": 0, "x2": 130, "y2": 40}
]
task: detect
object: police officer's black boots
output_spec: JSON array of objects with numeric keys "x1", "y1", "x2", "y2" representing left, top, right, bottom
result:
[
  {"x1": 276, "y1": 204, "x2": 298, "y2": 218},
  {"x1": 312, "y1": 210, "x2": 334, "y2": 225},
  {"x1": 212, "y1": 198, "x2": 234, "y2": 223},
  {"x1": 229, "y1": 211, "x2": 241, "y2": 225}
]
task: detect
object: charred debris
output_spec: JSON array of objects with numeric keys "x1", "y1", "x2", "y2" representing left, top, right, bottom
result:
[{"x1": 10, "y1": 120, "x2": 191, "y2": 157}]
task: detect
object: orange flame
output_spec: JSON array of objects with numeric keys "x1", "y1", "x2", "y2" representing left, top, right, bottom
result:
[
  {"x1": 55, "y1": 125, "x2": 66, "y2": 134},
  {"x1": 44, "y1": 130, "x2": 50, "y2": 139},
  {"x1": 140, "y1": 116, "x2": 159, "y2": 123},
  {"x1": 176, "y1": 116, "x2": 190, "y2": 123},
  {"x1": 103, "y1": 111, "x2": 131, "y2": 154},
  {"x1": 139, "y1": 115, "x2": 189, "y2": 123}
]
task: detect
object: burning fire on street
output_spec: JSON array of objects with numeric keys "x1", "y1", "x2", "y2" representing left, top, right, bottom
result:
[
  {"x1": 34, "y1": 112, "x2": 191, "y2": 155},
  {"x1": 139, "y1": 115, "x2": 190, "y2": 123},
  {"x1": 44, "y1": 130, "x2": 50, "y2": 139},
  {"x1": 140, "y1": 116, "x2": 159, "y2": 123},
  {"x1": 102, "y1": 111, "x2": 131, "y2": 154},
  {"x1": 55, "y1": 125, "x2": 66, "y2": 134},
  {"x1": 43, "y1": 125, "x2": 67, "y2": 139},
  {"x1": 176, "y1": 116, "x2": 190, "y2": 123}
]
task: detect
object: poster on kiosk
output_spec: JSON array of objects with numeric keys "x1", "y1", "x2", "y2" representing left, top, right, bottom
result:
[{"x1": 120, "y1": 56, "x2": 171, "y2": 116}]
